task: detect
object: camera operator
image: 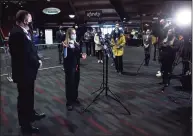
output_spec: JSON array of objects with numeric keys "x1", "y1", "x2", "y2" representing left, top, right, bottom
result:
[
  {"x1": 111, "y1": 25, "x2": 126, "y2": 74},
  {"x1": 56, "y1": 26, "x2": 65, "y2": 64},
  {"x1": 181, "y1": 36, "x2": 192, "y2": 75},
  {"x1": 159, "y1": 29, "x2": 180, "y2": 86},
  {"x1": 94, "y1": 28, "x2": 103, "y2": 63},
  {"x1": 143, "y1": 29, "x2": 152, "y2": 66},
  {"x1": 156, "y1": 19, "x2": 173, "y2": 77}
]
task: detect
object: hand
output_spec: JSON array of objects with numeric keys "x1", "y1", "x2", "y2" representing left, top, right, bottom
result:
[
  {"x1": 82, "y1": 53, "x2": 87, "y2": 59},
  {"x1": 62, "y1": 42, "x2": 68, "y2": 47},
  {"x1": 39, "y1": 60, "x2": 42, "y2": 68},
  {"x1": 116, "y1": 45, "x2": 121, "y2": 49}
]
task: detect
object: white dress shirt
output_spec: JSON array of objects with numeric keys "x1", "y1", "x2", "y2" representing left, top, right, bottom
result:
[{"x1": 20, "y1": 26, "x2": 31, "y2": 41}]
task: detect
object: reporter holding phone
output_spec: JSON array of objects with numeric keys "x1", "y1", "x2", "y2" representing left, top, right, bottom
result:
[
  {"x1": 111, "y1": 27, "x2": 126, "y2": 74},
  {"x1": 63, "y1": 28, "x2": 87, "y2": 111}
]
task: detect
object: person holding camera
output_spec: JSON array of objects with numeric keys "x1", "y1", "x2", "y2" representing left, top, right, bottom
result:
[
  {"x1": 62, "y1": 28, "x2": 87, "y2": 111},
  {"x1": 94, "y1": 28, "x2": 103, "y2": 63},
  {"x1": 159, "y1": 29, "x2": 179, "y2": 86},
  {"x1": 111, "y1": 25, "x2": 126, "y2": 74}
]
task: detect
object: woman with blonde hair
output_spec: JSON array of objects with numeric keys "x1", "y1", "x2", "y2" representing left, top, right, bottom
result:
[{"x1": 62, "y1": 28, "x2": 87, "y2": 111}]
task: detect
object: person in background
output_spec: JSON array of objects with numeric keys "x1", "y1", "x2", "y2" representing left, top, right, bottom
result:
[
  {"x1": 56, "y1": 26, "x2": 65, "y2": 64},
  {"x1": 159, "y1": 29, "x2": 179, "y2": 86},
  {"x1": 156, "y1": 19, "x2": 172, "y2": 77},
  {"x1": 62, "y1": 28, "x2": 87, "y2": 111},
  {"x1": 8, "y1": 10, "x2": 45, "y2": 134},
  {"x1": 94, "y1": 28, "x2": 103, "y2": 63},
  {"x1": 111, "y1": 26, "x2": 126, "y2": 74},
  {"x1": 143, "y1": 29, "x2": 152, "y2": 66},
  {"x1": 33, "y1": 30, "x2": 39, "y2": 51},
  {"x1": 84, "y1": 28, "x2": 92, "y2": 56},
  {"x1": 152, "y1": 34, "x2": 157, "y2": 61},
  {"x1": 90, "y1": 28, "x2": 96, "y2": 56}
]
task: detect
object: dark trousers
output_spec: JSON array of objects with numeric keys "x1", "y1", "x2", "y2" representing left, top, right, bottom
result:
[
  {"x1": 96, "y1": 50, "x2": 103, "y2": 60},
  {"x1": 161, "y1": 58, "x2": 175, "y2": 84},
  {"x1": 91, "y1": 42, "x2": 96, "y2": 56},
  {"x1": 144, "y1": 48, "x2": 150, "y2": 65},
  {"x1": 85, "y1": 42, "x2": 91, "y2": 56},
  {"x1": 153, "y1": 43, "x2": 157, "y2": 60},
  {"x1": 17, "y1": 81, "x2": 35, "y2": 126},
  {"x1": 115, "y1": 56, "x2": 123, "y2": 72},
  {"x1": 58, "y1": 44, "x2": 63, "y2": 63},
  {"x1": 182, "y1": 61, "x2": 190, "y2": 75},
  {"x1": 65, "y1": 69, "x2": 80, "y2": 104}
]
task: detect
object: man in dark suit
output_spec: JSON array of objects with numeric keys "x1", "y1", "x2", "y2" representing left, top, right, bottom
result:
[
  {"x1": 56, "y1": 26, "x2": 65, "y2": 64},
  {"x1": 8, "y1": 10, "x2": 45, "y2": 134}
]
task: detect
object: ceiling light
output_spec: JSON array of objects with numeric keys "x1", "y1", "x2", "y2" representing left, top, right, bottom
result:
[
  {"x1": 124, "y1": 18, "x2": 126, "y2": 20},
  {"x1": 128, "y1": 22, "x2": 132, "y2": 24},
  {"x1": 43, "y1": 7, "x2": 61, "y2": 15},
  {"x1": 69, "y1": 15, "x2": 75, "y2": 18},
  {"x1": 153, "y1": 17, "x2": 158, "y2": 20}
]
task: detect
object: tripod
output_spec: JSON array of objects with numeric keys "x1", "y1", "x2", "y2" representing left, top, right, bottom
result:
[
  {"x1": 136, "y1": 58, "x2": 145, "y2": 74},
  {"x1": 82, "y1": 50, "x2": 131, "y2": 115}
]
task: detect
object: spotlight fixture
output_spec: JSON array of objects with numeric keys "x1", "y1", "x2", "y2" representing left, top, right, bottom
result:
[
  {"x1": 69, "y1": 14, "x2": 75, "y2": 18},
  {"x1": 175, "y1": 9, "x2": 191, "y2": 26}
]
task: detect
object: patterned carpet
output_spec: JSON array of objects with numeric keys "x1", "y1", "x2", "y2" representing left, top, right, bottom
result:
[{"x1": 0, "y1": 46, "x2": 192, "y2": 136}]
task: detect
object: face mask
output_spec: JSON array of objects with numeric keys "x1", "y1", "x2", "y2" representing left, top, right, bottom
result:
[{"x1": 71, "y1": 34, "x2": 76, "y2": 40}]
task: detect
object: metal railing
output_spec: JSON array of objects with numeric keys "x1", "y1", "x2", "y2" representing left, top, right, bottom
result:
[{"x1": 0, "y1": 43, "x2": 63, "y2": 82}]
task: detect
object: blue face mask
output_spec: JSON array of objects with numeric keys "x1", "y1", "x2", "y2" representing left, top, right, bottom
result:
[{"x1": 71, "y1": 34, "x2": 76, "y2": 40}]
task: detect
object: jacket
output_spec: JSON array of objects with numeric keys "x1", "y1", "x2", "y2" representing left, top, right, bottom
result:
[
  {"x1": 63, "y1": 42, "x2": 82, "y2": 72},
  {"x1": 94, "y1": 34, "x2": 102, "y2": 51},
  {"x1": 8, "y1": 25, "x2": 40, "y2": 83},
  {"x1": 111, "y1": 34, "x2": 126, "y2": 56}
]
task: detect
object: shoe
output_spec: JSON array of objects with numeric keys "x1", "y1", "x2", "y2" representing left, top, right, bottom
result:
[
  {"x1": 100, "y1": 60, "x2": 103, "y2": 63},
  {"x1": 98, "y1": 60, "x2": 100, "y2": 63},
  {"x1": 158, "y1": 82, "x2": 164, "y2": 85},
  {"x1": 156, "y1": 71, "x2": 162, "y2": 77},
  {"x1": 32, "y1": 112, "x2": 46, "y2": 122},
  {"x1": 66, "y1": 103, "x2": 73, "y2": 111},
  {"x1": 21, "y1": 125, "x2": 40, "y2": 134},
  {"x1": 165, "y1": 84, "x2": 169, "y2": 87},
  {"x1": 73, "y1": 99, "x2": 81, "y2": 106}
]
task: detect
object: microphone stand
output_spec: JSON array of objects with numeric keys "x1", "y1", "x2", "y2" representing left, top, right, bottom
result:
[{"x1": 82, "y1": 44, "x2": 131, "y2": 115}]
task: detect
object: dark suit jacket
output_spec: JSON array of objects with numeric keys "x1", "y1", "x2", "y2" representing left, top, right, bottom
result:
[
  {"x1": 56, "y1": 30, "x2": 65, "y2": 43},
  {"x1": 8, "y1": 25, "x2": 40, "y2": 83},
  {"x1": 63, "y1": 43, "x2": 82, "y2": 72}
]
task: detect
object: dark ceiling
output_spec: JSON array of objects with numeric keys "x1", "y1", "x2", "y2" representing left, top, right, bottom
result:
[{"x1": 0, "y1": 0, "x2": 191, "y2": 27}]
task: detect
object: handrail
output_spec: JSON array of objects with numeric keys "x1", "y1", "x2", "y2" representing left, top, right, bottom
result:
[{"x1": 35, "y1": 43, "x2": 61, "y2": 46}]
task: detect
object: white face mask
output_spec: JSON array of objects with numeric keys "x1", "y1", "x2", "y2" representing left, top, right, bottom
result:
[{"x1": 71, "y1": 34, "x2": 76, "y2": 41}]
